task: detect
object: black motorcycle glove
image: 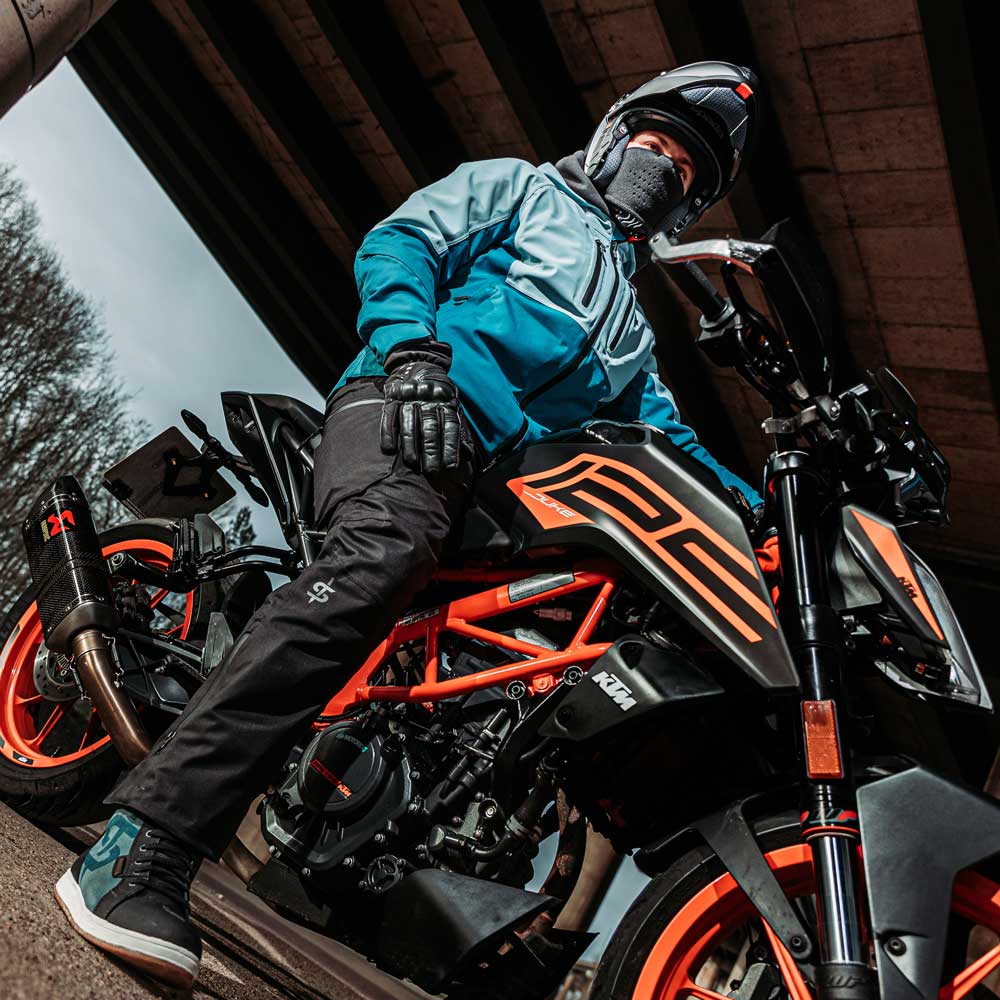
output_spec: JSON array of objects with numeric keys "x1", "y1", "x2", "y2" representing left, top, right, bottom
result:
[{"x1": 379, "y1": 341, "x2": 462, "y2": 474}]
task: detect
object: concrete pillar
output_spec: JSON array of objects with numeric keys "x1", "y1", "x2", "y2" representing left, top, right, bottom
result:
[{"x1": 1, "y1": 0, "x2": 117, "y2": 118}]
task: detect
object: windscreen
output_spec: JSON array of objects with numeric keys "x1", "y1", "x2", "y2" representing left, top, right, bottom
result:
[{"x1": 758, "y1": 219, "x2": 839, "y2": 395}]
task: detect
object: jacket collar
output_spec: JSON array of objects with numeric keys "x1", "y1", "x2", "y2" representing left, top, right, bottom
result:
[
  {"x1": 552, "y1": 150, "x2": 610, "y2": 218},
  {"x1": 548, "y1": 151, "x2": 641, "y2": 277}
]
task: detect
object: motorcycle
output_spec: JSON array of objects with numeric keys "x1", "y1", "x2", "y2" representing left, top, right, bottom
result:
[{"x1": 2, "y1": 219, "x2": 998, "y2": 1000}]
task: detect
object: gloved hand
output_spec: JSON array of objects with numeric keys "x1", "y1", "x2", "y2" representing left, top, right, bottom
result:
[{"x1": 379, "y1": 341, "x2": 462, "y2": 474}]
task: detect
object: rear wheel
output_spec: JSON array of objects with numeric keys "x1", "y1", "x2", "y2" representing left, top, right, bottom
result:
[
  {"x1": 0, "y1": 520, "x2": 212, "y2": 826},
  {"x1": 593, "y1": 818, "x2": 1000, "y2": 1000}
]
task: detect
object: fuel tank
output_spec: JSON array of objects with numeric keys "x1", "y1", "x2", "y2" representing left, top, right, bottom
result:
[{"x1": 475, "y1": 422, "x2": 797, "y2": 690}]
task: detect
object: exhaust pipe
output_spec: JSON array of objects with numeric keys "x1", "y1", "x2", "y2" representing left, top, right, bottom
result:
[
  {"x1": 70, "y1": 629, "x2": 150, "y2": 768},
  {"x1": 22, "y1": 476, "x2": 264, "y2": 883},
  {"x1": 23, "y1": 475, "x2": 151, "y2": 766}
]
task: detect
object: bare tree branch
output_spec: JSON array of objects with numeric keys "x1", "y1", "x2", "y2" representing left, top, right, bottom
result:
[{"x1": 0, "y1": 163, "x2": 148, "y2": 607}]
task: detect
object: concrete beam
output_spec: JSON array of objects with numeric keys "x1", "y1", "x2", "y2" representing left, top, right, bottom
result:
[
  {"x1": 459, "y1": 0, "x2": 593, "y2": 165},
  {"x1": 307, "y1": 0, "x2": 468, "y2": 186},
  {"x1": 1, "y1": 0, "x2": 116, "y2": 117},
  {"x1": 915, "y1": 0, "x2": 1000, "y2": 435},
  {"x1": 184, "y1": 0, "x2": 388, "y2": 245},
  {"x1": 69, "y1": 2, "x2": 359, "y2": 390}
]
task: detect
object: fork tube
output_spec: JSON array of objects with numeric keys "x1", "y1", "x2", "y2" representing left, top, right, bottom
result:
[{"x1": 769, "y1": 451, "x2": 873, "y2": 1000}]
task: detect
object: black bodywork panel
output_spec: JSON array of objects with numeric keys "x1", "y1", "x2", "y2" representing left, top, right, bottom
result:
[
  {"x1": 858, "y1": 766, "x2": 1000, "y2": 1000},
  {"x1": 841, "y1": 505, "x2": 945, "y2": 646},
  {"x1": 836, "y1": 505, "x2": 990, "y2": 710},
  {"x1": 222, "y1": 392, "x2": 320, "y2": 531},
  {"x1": 539, "y1": 635, "x2": 723, "y2": 742},
  {"x1": 476, "y1": 422, "x2": 797, "y2": 690},
  {"x1": 249, "y1": 860, "x2": 570, "y2": 996},
  {"x1": 377, "y1": 869, "x2": 554, "y2": 992},
  {"x1": 631, "y1": 799, "x2": 815, "y2": 976}
]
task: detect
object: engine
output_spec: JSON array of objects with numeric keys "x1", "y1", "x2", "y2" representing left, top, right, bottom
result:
[
  {"x1": 262, "y1": 717, "x2": 416, "y2": 883},
  {"x1": 259, "y1": 632, "x2": 553, "y2": 896}
]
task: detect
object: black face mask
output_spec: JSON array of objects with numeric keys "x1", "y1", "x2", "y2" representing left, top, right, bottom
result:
[{"x1": 601, "y1": 146, "x2": 686, "y2": 240}]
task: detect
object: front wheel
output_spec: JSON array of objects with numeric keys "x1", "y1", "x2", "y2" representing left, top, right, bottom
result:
[
  {"x1": 0, "y1": 519, "x2": 214, "y2": 826},
  {"x1": 593, "y1": 817, "x2": 1000, "y2": 1000}
]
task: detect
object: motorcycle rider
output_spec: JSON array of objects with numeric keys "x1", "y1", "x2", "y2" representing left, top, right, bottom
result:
[{"x1": 54, "y1": 62, "x2": 763, "y2": 988}]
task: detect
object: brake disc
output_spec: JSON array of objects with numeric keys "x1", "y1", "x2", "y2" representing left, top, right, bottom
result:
[{"x1": 33, "y1": 643, "x2": 80, "y2": 702}]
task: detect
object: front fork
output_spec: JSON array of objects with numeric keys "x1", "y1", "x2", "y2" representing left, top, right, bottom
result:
[{"x1": 768, "y1": 451, "x2": 875, "y2": 1000}]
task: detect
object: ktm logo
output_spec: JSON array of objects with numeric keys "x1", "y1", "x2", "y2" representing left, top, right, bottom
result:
[
  {"x1": 308, "y1": 757, "x2": 352, "y2": 798},
  {"x1": 44, "y1": 510, "x2": 75, "y2": 539},
  {"x1": 590, "y1": 669, "x2": 637, "y2": 711},
  {"x1": 898, "y1": 576, "x2": 918, "y2": 601}
]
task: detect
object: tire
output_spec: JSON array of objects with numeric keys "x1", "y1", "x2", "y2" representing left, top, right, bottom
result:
[
  {"x1": 593, "y1": 813, "x2": 1000, "y2": 1000},
  {"x1": 591, "y1": 815, "x2": 800, "y2": 1000},
  {"x1": 0, "y1": 519, "x2": 220, "y2": 827}
]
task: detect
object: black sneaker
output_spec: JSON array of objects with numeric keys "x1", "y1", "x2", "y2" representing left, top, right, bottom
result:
[{"x1": 54, "y1": 808, "x2": 202, "y2": 988}]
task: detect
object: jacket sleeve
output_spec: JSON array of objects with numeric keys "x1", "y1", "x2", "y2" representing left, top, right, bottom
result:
[
  {"x1": 596, "y1": 355, "x2": 764, "y2": 508},
  {"x1": 354, "y1": 158, "x2": 541, "y2": 365}
]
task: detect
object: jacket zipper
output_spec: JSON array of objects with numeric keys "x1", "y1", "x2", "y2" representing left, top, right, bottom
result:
[
  {"x1": 495, "y1": 415, "x2": 530, "y2": 458},
  {"x1": 606, "y1": 295, "x2": 632, "y2": 351},
  {"x1": 581, "y1": 240, "x2": 604, "y2": 307},
  {"x1": 521, "y1": 246, "x2": 622, "y2": 407}
]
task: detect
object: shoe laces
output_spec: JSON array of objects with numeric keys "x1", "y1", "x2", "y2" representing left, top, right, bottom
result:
[{"x1": 128, "y1": 827, "x2": 197, "y2": 913}]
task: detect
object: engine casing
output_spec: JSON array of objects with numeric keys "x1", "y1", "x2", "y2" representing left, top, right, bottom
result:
[{"x1": 262, "y1": 718, "x2": 413, "y2": 872}]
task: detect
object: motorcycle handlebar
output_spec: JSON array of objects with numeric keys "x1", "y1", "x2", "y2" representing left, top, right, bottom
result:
[{"x1": 666, "y1": 262, "x2": 731, "y2": 326}]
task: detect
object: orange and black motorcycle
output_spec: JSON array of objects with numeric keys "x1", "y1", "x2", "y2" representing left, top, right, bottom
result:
[{"x1": 3, "y1": 222, "x2": 999, "y2": 1000}]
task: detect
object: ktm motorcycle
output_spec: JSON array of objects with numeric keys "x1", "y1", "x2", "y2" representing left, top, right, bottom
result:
[{"x1": 2, "y1": 220, "x2": 999, "y2": 1000}]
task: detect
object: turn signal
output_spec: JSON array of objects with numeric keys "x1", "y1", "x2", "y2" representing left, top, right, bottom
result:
[{"x1": 802, "y1": 700, "x2": 844, "y2": 779}]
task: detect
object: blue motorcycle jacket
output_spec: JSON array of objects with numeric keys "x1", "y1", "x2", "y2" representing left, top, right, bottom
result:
[{"x1": 334, "y1": 155, "x2": 762, "y2": 508}]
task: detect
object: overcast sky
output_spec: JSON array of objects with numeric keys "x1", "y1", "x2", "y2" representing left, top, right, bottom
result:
[
  {"x1": 0, "y1": 59, "x2": 646, "y2": 960},
  {"x1": 0, "y1": 62, "x2": 322, "y2": 548}
]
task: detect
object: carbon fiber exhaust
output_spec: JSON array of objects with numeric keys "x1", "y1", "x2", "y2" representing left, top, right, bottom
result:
[
  {"x1": 22, "y1": 476, "x2": 263, "y2": 882},
  {"x1": 22, "y1": 476, "x2": 151, "y2": 767}
]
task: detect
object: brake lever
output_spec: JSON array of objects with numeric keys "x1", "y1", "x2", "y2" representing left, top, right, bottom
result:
[
  {"x1": 210, "y1": 447, "x2": 270, "y2": 508},
  {"x1": 181, "y1": 408, "x2": 270, "y2": 507},
  {"x1": 231, "y1": 467, "x2": 270, "y2": 508}
]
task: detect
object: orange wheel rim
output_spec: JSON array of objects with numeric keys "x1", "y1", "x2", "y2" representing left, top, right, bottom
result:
[
  {"x1": 0, "y1": 538, "x2": 193, "y2": 768},
  {"x1": 633, "y1": 844, "x2": 1000, "y2": 1000}
]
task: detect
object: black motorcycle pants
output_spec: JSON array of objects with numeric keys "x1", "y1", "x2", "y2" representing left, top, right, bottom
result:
[{"x1": 109, "y1": 377, "x2": 477, "y2": 859}]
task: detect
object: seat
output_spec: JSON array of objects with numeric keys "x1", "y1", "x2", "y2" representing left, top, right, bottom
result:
[
  {"x1": 240, "y1": 393, "x2": 513, "y2": 557},
  {"x1": 252, "y1": 394, "x2": 324, "y2": 441},
  {"x1": 222, "y1": 391, "x2": 322, "y2": 534}
]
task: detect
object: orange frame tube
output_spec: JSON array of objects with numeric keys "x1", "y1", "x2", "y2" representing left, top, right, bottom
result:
[{"x1": 320, "y1": 564, "x2": 618, "y2": 718}]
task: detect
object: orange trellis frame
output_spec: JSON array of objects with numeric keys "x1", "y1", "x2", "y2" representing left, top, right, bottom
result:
[{"x1": 320, "y1": 562, "x2": 618, "y2": 718}]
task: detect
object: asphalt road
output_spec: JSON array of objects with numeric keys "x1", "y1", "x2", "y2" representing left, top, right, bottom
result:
[{"x1": 0, "y1": 802, "x2": 430, "y2": 1000}]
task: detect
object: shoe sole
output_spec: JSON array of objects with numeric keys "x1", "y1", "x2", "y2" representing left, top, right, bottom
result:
[{"x1": 54, "y1": 870, "x2": 200, "y2": 989}]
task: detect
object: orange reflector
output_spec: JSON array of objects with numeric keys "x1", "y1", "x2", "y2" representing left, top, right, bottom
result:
[
  {"x1": 802, "y1": 700, "x2": 844, "y2": 779},
  {"x1": 735, "y1": 82, "x2": 753, "y2": 99}
]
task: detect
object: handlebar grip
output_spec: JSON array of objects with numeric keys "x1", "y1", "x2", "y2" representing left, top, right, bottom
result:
[{"x1": 667, "y1": 262, "x2": 730, "y2": 325}]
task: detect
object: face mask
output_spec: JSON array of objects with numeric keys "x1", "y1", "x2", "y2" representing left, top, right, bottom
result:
[{"x1": 601, "y1": 146, "x2": 686, "y2": 240}]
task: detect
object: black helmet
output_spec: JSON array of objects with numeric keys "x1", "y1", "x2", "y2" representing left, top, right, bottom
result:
[{"x1": 584, "y1": 61, "x2": 761, "y2": 238}]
